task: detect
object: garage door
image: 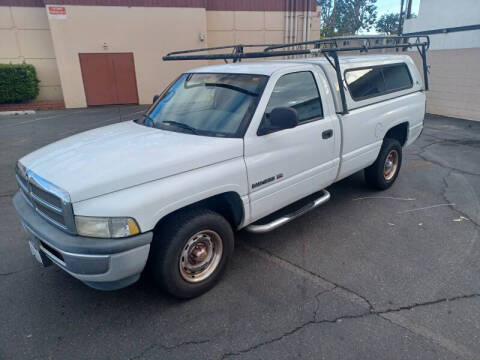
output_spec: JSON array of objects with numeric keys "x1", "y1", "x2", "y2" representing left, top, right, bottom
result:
[{"x1": 79, "y1": 53, "x2": 139, "y2": 106}]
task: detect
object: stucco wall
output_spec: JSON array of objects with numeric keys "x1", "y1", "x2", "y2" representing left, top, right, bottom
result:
[
  {"x1": 403, "y1": 0, "x2": 480, "y2": 50},
  {"x1": 47, "y1": 5, "x2": 208, "y2": 108},
  {"x1": 48, "y1": 5, "x2": 321, "y2": 108},
  {"x1": 1, "y1": 3, "x2": 321, "y2": 108},
  {"x1": 403, "y1": 0, "x2": 480, "y2": 121},
  {"x1": 408, "y1": 48, "x2": 480, "y2": 121},
  {"x1": 206, "y1": 8, "x2": 321, "y2": 63},
  {"x1": 0, "y1": 6, "x2": 63, "y2": 101}
]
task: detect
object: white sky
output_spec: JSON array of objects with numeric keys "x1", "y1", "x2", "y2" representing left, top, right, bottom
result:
[
  {"x1": 359, "y1": 0, "x2": 421, "y2": 34},
  {"x1": 376, "y1": 0, "x2": 421, "y2": 16}
]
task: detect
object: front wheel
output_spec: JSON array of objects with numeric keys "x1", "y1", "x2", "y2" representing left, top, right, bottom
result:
[
  {"x1": 150, "y1": 208, "x2": 234, "y2": 299},
  {"x1": 364, "y1": 138, "x2": 402, "y2": 190}
]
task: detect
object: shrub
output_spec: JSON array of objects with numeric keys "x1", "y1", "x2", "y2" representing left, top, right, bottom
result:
[{"x1": 0, "y1": 63, "x2": 40, "y2": 103}]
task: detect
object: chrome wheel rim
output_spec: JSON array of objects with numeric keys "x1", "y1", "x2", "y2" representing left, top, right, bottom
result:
[
  {"x1": 384, "y1": 149, "x2": 399, "y2": 181},
  {"x1": 179, "y1": 230, "x2": 223, "y2": 283}
]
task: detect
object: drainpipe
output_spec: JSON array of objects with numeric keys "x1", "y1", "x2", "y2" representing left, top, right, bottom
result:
[
  {"x1": 289, "y1": 0, "x2": 293, "y2": 44},
  {"x1": 293, "y1": 0, "x2": 298, "y2": 43},
  {"x1": 284, "y1": 0, "x2": 289, "y2": 44},
  {"x1": 305, "y1": 0, "x2": 310, "y2": 43},
  {"x1": 303, "y1": 0, "x2": 308, "y2": 43}
]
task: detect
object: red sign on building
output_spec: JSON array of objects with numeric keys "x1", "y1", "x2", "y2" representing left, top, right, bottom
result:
[{"x1": 47, "y1": 6, "x2": 67, "y2": 19}]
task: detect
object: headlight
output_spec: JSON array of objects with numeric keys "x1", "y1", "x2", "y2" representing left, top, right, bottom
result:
[{"x1": 75, "y1": 216, "x2": 140, "y2": 238}]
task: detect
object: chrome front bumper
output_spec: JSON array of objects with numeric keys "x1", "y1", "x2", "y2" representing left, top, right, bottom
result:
[{"x1": 13, "y1": 192, "x2": 153, "y2": 290}]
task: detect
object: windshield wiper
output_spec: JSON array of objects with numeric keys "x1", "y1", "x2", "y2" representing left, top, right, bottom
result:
[
  {"x1": 184, "y1": 82, "x2": 259, "y2": 96},
  {"x1": 205, "y1": 83, "x2": 259, "y2": 96},
  {"x1": 162, "y1": 120, "x2": 199, "y2": 134}
]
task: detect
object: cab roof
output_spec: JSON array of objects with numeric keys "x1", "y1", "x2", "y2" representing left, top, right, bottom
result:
[{"x1": 188, "y1": 54, "x2": 412, "y2": 76}]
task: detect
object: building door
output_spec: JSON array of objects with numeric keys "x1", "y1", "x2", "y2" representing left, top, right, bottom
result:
[{"x1": 79, "y1": 53, "x2": 138, "y2": 106}]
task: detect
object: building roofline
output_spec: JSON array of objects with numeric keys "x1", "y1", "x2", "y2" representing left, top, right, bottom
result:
[{"x1": 0, "y1": 0, "x2": 316, "y2": 11}]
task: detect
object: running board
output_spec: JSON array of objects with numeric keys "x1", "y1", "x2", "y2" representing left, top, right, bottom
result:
[{"x1": 246, "y1": 189, "x2": 331, "y2": 234}]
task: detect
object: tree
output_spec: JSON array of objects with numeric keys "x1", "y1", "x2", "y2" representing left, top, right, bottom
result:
[
  {"x1": 318, "y1": 0, "x2": 378, "y2": 37},
  {"x1": 375, "y1": 12, "x2": 400, "y2": 35}
]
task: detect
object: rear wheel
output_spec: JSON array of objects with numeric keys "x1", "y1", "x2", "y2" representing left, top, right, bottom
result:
[
  {"x1": 150, "y1": 208, "x2": 234, "y2": 299},
  {"x1": 364, "y1": 138, "x2": 402, "y2": 190}
]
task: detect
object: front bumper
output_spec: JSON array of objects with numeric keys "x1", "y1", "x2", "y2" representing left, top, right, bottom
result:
[{"x1": 13, "y1": 192, "x2": 153, "y2": 290}]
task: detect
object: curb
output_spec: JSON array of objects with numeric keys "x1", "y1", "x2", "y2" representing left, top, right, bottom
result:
[{"x1": 0, "y1": 110, "x2": 36, "y2": 116}]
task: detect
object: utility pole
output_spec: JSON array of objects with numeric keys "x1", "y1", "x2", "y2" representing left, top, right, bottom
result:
[
  {"x1": 406, "y1": 0, "x2": 413, "y2": 18},
  {"x1": 398, "y1": 0, "x2": 405, "y2": 35}
]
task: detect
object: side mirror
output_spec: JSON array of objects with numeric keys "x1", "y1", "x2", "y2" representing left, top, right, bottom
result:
[
  {"x1": 258, "y1": 107, "x2": 298, "y2": 135},
  {"x1": 152, "y1": 94, "x2": 160, "y2": 103}
]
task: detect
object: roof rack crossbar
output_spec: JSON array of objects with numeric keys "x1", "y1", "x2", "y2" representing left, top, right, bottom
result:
[
  {"x1": 262, "y1": 35, "x2": 427, "y2": 51},
  {"x1": 163, "y1": 35, "x2": 430, "y2": 113},
  {"x1": 163, "y1": 42, "x2": 425, "y2": 60}
]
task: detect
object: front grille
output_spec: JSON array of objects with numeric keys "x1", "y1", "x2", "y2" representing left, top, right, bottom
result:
[
  {"x1": 31, "y1": 183, "x2": 63, "y2": 209},
  {"x1": 35, "y1": 201, "x2": 66, "y2": 225},
  {"x1": 16, "y1": 165, "x2": 76, "y2": 234}
]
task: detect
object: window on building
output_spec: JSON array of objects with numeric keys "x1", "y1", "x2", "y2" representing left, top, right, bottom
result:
[
  {"x1": 345, "y1": 64, "x2": 413, "y2": 101},
  {"x1": 265, "y1": 71, "x2": 323, "y2": 124}
]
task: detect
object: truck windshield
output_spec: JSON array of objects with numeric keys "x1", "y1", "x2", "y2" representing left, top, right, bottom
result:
[{"x1": 139, "y1": 73, "x2": 268, "y2": 137}]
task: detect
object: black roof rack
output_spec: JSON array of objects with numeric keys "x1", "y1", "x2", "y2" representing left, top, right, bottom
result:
[{"x1": 163, "y1": 35, "x2": 430, "y2": 114}]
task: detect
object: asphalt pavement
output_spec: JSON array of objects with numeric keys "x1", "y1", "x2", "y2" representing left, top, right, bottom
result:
[{"x1": 0, "y1": 106, "x2": 479, "y2": 359}]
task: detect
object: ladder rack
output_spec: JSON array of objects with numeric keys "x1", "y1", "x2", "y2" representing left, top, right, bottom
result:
[{"x1": 163, "y1": 35, "x2": 430, "y2": 114}]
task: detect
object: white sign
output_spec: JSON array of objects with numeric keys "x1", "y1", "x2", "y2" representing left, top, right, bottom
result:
[{"x1": 47, "y1": 6, "x2": 67, "y2": 20}]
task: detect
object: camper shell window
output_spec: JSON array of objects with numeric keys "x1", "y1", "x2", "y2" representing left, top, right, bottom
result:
[{"x1": 345, "y1": 63, "x2": 413, "y2": 101}]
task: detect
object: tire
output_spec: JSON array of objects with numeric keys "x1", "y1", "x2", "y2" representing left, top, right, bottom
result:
[
  {"x1": 364, "y1": 138, "x2": 402, "y2": 190},
  {"x1": 150, "y1": 208, "x2": 234, "y2": 299}
]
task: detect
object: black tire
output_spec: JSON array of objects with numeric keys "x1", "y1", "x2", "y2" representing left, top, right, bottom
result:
[
  {"x1": 364, "y1": 138, "x2": 402, "y2": 190},
  {"x1": 150, "y1": 208, "x2": 234, "y2": 299}
]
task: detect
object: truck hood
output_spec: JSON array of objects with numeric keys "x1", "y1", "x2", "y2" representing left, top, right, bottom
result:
[{"x1": 20, "y1": 121, "x2": 244, "y2": 202}]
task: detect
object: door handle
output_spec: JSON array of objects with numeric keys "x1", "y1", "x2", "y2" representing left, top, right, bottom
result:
[{"x1": 322, "y1": 129, "x2": 333, "y2": 139}]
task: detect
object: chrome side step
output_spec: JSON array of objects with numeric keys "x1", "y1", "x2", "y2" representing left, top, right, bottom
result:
[{"x1": 246, "y1": 190, "x2": 331, "y2": 234}]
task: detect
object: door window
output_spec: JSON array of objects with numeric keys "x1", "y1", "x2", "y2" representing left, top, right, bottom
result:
[{"x1": 264, "y1": 71, "x2": 323, "y2": 124}]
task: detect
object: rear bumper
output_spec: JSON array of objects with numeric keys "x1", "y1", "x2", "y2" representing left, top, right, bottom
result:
[{"x1": 13, "y1": 192, "x2": 153, "y2": 290}]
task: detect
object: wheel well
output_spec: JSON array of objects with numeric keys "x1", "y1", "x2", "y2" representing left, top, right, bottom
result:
[
  {"x1": 385, "y1": 122, "x2": 408, "y2": 146},
  {"x1": 155, "y1": 192, "x2": 244, "y2": 230}
]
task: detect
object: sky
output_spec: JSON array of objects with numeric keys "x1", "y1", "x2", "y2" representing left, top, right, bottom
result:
[
  {"x1": 376, "y1": 0, "x2": 404, "y2": 17},
  {"x1": 375, "y1": 0, "x2": 421, "y2": 17},
  {"x1": 360, "y1": 0, "x2": 421, "y2": 34}
]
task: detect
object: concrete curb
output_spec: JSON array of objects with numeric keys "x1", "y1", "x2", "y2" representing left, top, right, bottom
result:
[{"x1": 0, "y1": 110, "x2": 36, "y2": 116}]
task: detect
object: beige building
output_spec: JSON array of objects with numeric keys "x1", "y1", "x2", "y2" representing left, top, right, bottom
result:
[
  {"x1": 2, "y1": 1, "x2": 479, "y2": 122},
  {"x1": 403, "y1": 0, "x2": 480, "y2": 121},
  {"x1": 0, "y1": 0, "x2": 320, "y2": 108},
  {"x1": 0, "y1": 2, "x2": 62, "y2": 102}
]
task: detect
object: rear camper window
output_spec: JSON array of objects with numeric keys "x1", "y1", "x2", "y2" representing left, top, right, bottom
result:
[{"x1": 345, "y1": 63, "x2": 413, "y2": 101}]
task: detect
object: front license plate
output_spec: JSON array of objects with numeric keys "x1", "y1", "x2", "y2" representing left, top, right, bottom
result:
[
  {"x1": 28, "y1": 237, "x2": 52, "y2": 267},
  {"x1": 29, "y1": 239, "x2": 45, "y2": 265}
]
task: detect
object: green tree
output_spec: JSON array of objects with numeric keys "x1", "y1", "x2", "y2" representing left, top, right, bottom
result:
[
  {"x1": 375, "y1": 12, "x2": 400, "y2": 35},
  {"x1": 318, "y1": 0, "x2": 377, "y2": 37}
]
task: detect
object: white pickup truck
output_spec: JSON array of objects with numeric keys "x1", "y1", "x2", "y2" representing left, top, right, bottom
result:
[{"x1": 13, "y1": 45, "x2": 427, "y2": 298}]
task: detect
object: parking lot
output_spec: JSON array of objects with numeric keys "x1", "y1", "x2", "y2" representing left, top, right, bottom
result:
[{"x1": 0, "y1": 106, "x2": 479, "y2": 359}]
